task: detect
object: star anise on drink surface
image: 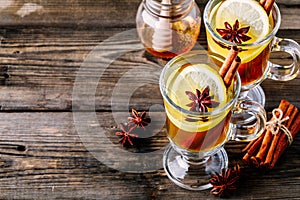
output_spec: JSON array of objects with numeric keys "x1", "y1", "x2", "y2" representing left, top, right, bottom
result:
[
  {"x1": 209, "y1": 164, "x2": 241, "y2": 197},
  {"x1": 185, "y1": 86, "x2": 220, "y2": 112},
  {"x1": 128, "y1": 109, "x2": 151, "y2": 129},
  {"x1": 216, "y1": 20, "x2": 252, "y2": 44},
  {"x1": 115, "y1": 123, "x2": 137, "y2": 146}
]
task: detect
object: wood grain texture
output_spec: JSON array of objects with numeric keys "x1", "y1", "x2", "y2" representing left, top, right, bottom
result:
[
  {"x1": 0, "y1": 112, "x2": 299, "y2": 199},
  {"x1": 0, "y1": 29, "x2": 299, "y2": 111},
  {"x1": 0, "y1": 0, "x2": 299, "y2": 199},
  {"x1": 0, "y1": 0, "x2": 299, "y2": 28}
]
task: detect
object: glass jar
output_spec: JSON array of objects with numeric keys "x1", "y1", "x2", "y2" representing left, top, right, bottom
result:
[{"x1": 136, "y1": 0, "x2": 201, "y2": 59}]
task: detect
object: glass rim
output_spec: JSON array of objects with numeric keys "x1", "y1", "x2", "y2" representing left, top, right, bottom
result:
[
  {"x1": 159, "y1": 51, "x2": 241, "y2": 118},
  {"x1": 203, "y1": 0, "x2": 281, "y2": 48}
]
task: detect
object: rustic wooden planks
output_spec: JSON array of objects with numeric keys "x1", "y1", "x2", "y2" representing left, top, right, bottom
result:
[
  {"x1": 0, "y1": 112, "x2": 299, "y2": 199},
  {"x1": 0, "y1": 0, "x2": 299, "y2": 199},
  {"x1": 0, "y1": 28, "x2": 299, "y2": 110}
]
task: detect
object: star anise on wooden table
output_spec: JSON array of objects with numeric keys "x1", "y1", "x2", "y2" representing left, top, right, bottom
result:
[
  {"x1": 115, "y1": 123, "x2": 137, "y2": 146},
  {"x1": 185, "y1": 86, "x2": 220, "y2": 112},
  {"x1": 209, "y1": 164, "x2": 241, "y2": 197},
  {"x1": 128, "y1": 109, "x2": 151, "y2": 129},
  {"x1": 216, "y1": 19, "x2": 252, "y2": 44}
]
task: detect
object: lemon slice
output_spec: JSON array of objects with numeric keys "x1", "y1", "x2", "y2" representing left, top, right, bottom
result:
[
  {"x1": 165, "y1": 63, "x2": 229, "y2": 132},
  {"x1": 208, "y1": 0, "x2": 271, "y2": 63},
  {"x1": 214, "y1": 0, "x2": 270, "y2": 43}
]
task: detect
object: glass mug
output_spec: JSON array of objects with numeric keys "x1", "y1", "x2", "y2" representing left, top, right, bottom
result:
[
  {"x1": 159, "y1": 51, "x2": 266, "y2": 190},
  {"x1": 204, "y1": 0, "x2": 300, "y2": 105}
]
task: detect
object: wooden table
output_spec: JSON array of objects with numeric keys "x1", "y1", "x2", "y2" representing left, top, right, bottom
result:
[{"x1": 0, "y1": 0, "x2": 299, "y2": 199}]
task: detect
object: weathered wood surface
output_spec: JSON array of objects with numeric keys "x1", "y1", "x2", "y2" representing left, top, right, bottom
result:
[
  {"x1": 0, "y1": 112, "x2": 299, "y2": 199},
  {"x1": 0, "y1": 0, "x2": 299, "y2": 199}
]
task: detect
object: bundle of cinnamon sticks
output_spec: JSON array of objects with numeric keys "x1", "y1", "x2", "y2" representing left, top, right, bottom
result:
[{"x1": 242, "y1": 100, "x2": 300, "y2": 169}]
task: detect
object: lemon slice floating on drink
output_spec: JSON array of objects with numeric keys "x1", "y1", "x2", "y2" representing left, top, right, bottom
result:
[
  {"x1": 209, "y1": 0, "x2": 272, "y2": 63},
  {"x1": 166, "y1": 63, "x2": 229, "y2": 132},
  {"x1": 214, "y1": 0, "x2": 270, "y2": 44}
]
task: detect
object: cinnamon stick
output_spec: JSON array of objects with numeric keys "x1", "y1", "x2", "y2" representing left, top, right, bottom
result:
[
  {"x1": 254, "y1": 130, "x2": 271, "y2": 163},
  {"x1": 250, "y1": 156, "x2": 261, "y2": 168},
  {"x1": 242, "y1": 132, "x2": 265, "y2": 163},
  {"x1": 219, "y1": 46, "x2": 239, "y2": 78},
  {"x1": 242, "y1": 137, "x2": 257, "y2": 153},
  {"x1": 263, "y1": 0, "x2": 275, "y2": 16},
  {"x1": 242, "y1": 153, "x2": 251, "y2": 164},
  {"x1": 224, "y1": 56, "x2": 241, "y2": 87},
  {"x1": 260, "y1": 0, "x2": 267, "y2": 7}
]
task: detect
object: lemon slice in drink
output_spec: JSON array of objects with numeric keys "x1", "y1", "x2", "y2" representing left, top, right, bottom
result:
[
  {"x1": 214, "y1": 0, "x2": 270, "y2": 43},
  {"x1": 209, "y1": 0, "x2": 271, "y2": 63},
  {"x1": 166, "y1": 63, "x2": 229, "y2": 132}
]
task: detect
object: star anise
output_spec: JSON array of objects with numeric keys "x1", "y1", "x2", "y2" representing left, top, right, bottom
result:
[
  {"x1": 209, "y1": 164, "x2": 241, "y2": 197},
  {"x1": 185, "y1": 86, "x2": 220, "y2": 112},
  {"x1": 128, "y1": 109, "x2": 151, "y2": 129},
  {"x1": 216, "y1": 20, "x2": 252, "y2": 44},
  {"x1": 115, "y1": 123, "x2": 137, "y2": 146}
]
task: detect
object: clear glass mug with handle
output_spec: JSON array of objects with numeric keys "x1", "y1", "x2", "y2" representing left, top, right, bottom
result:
[
  {"x1": 159, "y1": 51, "x2": 266, "y2": 190},
  {"x1": 204, "y1": 0, "x2": 300, "y2": 106}
]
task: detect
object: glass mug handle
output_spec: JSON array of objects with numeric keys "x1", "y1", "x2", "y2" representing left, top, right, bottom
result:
[
  {"x1": 230, "y1": 100, "x2": 267, "y2": 141},
  {"x1": 268, "y1": 36, "x2": 300, "y2": 81}
]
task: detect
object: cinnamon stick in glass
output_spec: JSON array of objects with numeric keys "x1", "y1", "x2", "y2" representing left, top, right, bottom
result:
[
  {"x1": 260, "y1": 0, "x2": 267, "y2": 7},
  {"x1": 224, "y1": 56, "x2": 241, "y2": 87},
  {"x1": 219, "y1": 46, "x2": 239, "y2": 78},
  {"x1": 219, "y1": 46, "x2": 240, "y2": 87},
  {"x1": 262, "y1": 0, "x2": 275, "y2": 15}
]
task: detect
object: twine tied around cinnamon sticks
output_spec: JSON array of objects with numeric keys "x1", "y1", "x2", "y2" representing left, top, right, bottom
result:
[{"x1": 266, "y1": 108, "x2": 293, "y2": 145}]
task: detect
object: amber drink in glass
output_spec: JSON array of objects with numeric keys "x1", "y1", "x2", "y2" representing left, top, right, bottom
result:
[
  {"x1": 160, "y1": 51, "x2": 266, "y2": 190},
  {"x1": 204, "y1": 0, "x2": 300, "y2": 105}
]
